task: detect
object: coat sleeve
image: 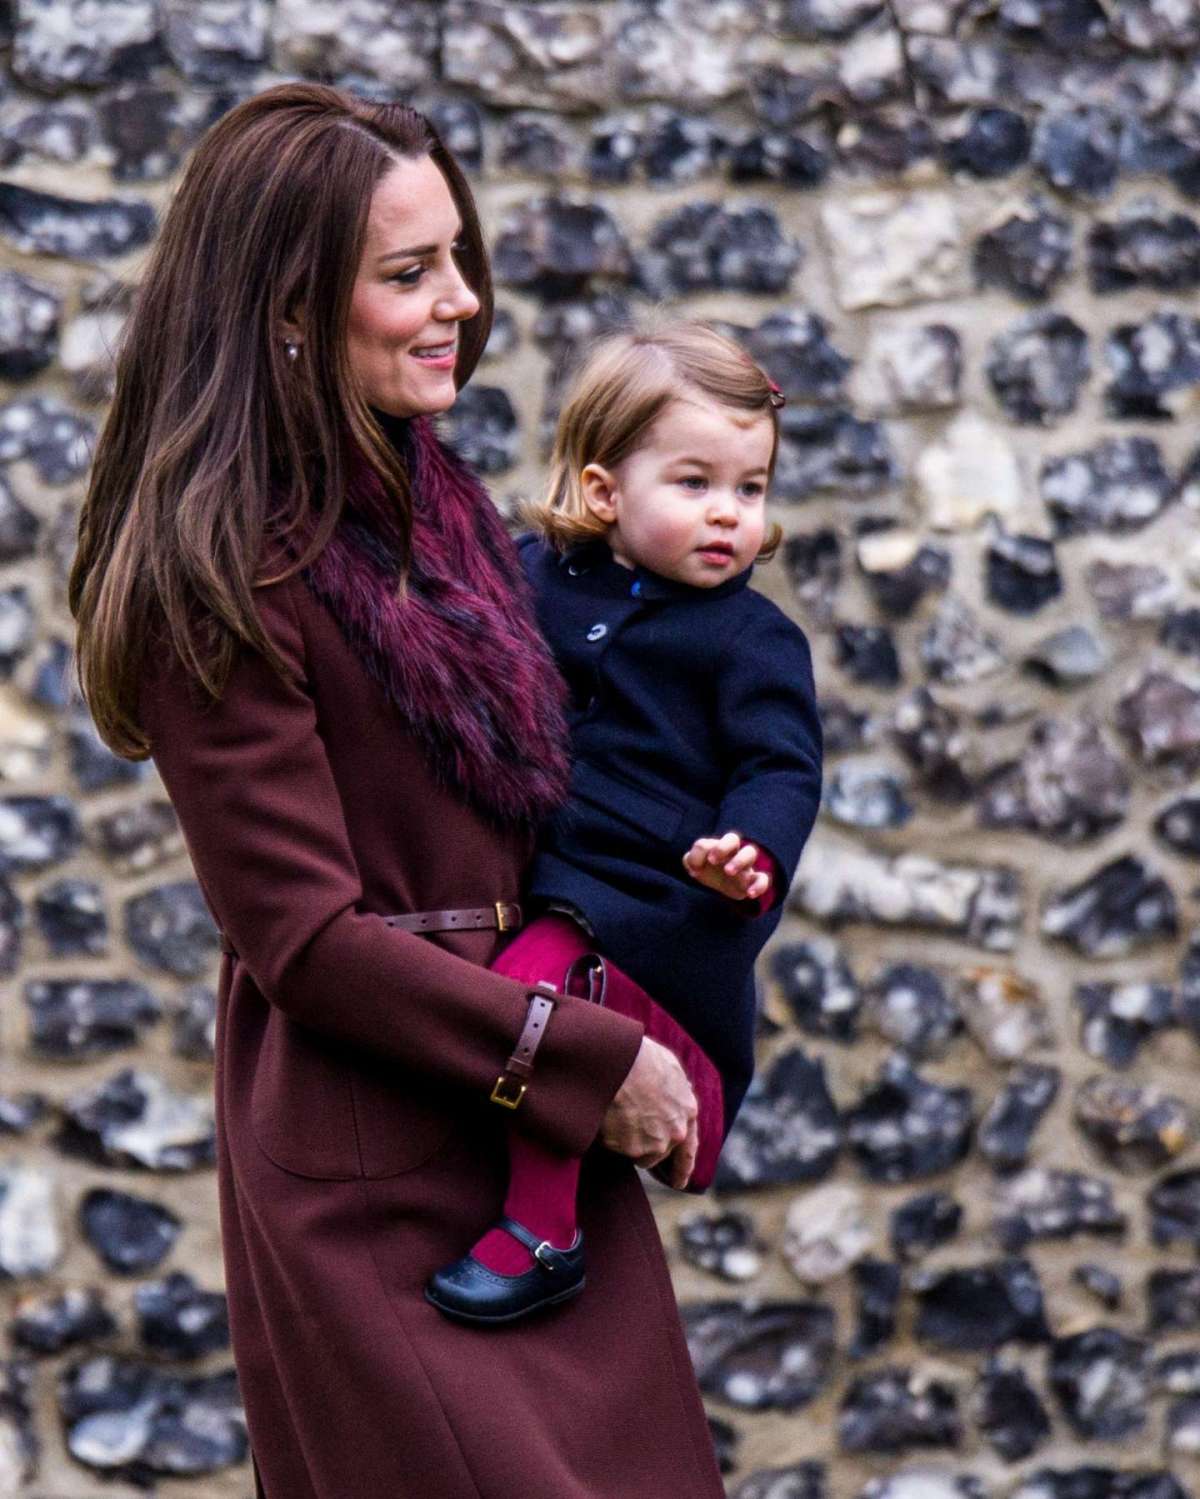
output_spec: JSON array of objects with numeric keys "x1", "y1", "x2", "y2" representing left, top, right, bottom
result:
[
  {"x1": 138, "y1": 576, "x2": 644, "y2": 1159},
  {"x1": 712, "y1": 603, "x2": 824, "y2": 896}
]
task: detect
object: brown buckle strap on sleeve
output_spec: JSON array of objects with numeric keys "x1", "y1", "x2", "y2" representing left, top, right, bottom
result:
[
  {"x1": 385, "y1": 902, "x2": 521, "y2": 936},
  {"x1": 490, "y1": 981, "x2": 558, "y2": 1111}
]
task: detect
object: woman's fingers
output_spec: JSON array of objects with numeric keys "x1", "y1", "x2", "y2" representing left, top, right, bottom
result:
[
  {"x1": 664, "y1": 1112, "x2": 699, "y2": 1189},
  {"x1": 601, "y1": 1037, "x2": 698, "y2": 1162}
]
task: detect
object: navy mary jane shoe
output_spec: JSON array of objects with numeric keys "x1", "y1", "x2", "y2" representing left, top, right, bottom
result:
[{"x1": 425, "y1": 1215, "x2": 585, "y2": 1326}]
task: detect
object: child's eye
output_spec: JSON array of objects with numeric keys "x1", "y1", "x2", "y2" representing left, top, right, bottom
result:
[
  {"x1": 678, "y1": 475, "x2": 707, "y2": 490},
  {"x1": 740, "y1": 482, "x2": 765, "y2": 498}
]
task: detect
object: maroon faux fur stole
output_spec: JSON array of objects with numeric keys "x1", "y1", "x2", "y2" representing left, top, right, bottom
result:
[{"x1": 300, "y1": 416, "x2": 570, "y2": 832}]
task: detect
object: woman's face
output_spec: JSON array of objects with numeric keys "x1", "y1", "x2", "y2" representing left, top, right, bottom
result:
[{"x1": 345, "y1": 154, "x2": 481, "y2": 419}]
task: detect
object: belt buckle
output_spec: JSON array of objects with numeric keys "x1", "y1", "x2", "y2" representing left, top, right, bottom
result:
[
  {"x1": 495, "y1": 901, "x2": 518, "y2": 933},
  {"x1": 490, "y1": 1074, "x2": 526, "y2": 1110}
]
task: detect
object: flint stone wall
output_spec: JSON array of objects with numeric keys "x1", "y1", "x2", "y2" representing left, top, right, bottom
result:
[{"x1": 4, "y1": 1, "x2": 1200, "y2": 1495}]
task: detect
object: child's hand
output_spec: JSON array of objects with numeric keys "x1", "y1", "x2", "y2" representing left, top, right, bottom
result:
[{"x1": 682, "y1": 831, "x2": 770, "y2": 901}]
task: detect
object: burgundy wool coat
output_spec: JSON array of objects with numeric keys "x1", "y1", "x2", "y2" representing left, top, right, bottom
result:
[{"x1": 139, "y1": 568, "x2": 728, "y2": 1499}]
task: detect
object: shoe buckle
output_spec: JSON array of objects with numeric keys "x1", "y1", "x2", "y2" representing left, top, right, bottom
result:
[
  {"x1": 534, "y1": 1241, "x2": 557, "y2": 1271},
  {"x1": 490, "y1": 1074, "x2": 526, "y2": 1109}
]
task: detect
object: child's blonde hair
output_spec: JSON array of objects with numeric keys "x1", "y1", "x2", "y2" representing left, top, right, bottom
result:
[{"x1": 529, "y1": 321, "x2": 784, "y2": 559}]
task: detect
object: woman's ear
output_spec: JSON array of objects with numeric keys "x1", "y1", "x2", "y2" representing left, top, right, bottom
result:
[
  {"x1": 279, "y1": 303, "x2": 305, "y2": 348},
  {"x1": 580, "y1": 464, "x2": 618, "y2": 524}
]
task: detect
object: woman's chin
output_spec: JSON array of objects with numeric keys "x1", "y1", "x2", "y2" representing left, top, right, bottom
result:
[{"x1": 376, "y1": 380, "x2": 458, "y2": 420}]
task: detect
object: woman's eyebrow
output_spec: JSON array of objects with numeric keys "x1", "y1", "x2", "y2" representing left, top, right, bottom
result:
[{"x1": 378, "y1": 225, "x2": 465, "y2": 264}]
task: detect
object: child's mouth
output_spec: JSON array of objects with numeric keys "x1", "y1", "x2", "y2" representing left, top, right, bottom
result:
[{"x1": 697, "y1": 544, "x2": 734, "y2": 564}]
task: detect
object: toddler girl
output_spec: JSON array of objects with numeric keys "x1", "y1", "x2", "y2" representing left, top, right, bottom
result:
[{"x1": 426, "y1": 323, "x2": 823, "y2": 1324}]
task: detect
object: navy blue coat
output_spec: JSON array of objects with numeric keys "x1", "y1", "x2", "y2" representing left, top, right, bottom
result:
[{"x1": 518, "y1": 534, "x2": 823, "y2": 1121}]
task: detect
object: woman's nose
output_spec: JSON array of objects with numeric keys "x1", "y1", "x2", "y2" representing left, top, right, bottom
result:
[{"x1": 436, "y1": 266, "x2": 481, "y2": 322}]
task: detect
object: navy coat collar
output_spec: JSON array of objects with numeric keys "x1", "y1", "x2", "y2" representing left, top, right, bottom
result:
[{"x1": 561, "y1": 538, "x2": 755, "y2": 603}]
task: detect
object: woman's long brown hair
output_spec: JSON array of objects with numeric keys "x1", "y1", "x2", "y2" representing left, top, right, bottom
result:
[{"x1": 68, "y1": 82, "x2": 494, "y2": 759}]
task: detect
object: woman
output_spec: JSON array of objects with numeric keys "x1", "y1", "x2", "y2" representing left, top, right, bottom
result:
[{"x1": 69, "y1": 83, "x2": 724, "y2": 1498}]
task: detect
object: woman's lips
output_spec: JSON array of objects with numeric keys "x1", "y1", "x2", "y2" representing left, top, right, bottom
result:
[{"x1": 410, "y1": 341, "x2": 457, "y2": 369}]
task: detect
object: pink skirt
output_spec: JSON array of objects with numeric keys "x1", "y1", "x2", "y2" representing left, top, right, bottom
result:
[{"x1": 490, "y1": 913, "x2": 725, "y2": 1192}]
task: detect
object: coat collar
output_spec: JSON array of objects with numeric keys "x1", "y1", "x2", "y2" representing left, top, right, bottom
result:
[
  {"x1": 562, "y1": 538, "x2": 755, "y2": 603},
  {"x1": 299, "y1": 417, "x2": 571, "y2": 832}
]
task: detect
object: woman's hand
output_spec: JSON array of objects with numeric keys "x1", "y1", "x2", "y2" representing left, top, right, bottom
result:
[
  {"x1": 601, "y1": 1036, "x2": 699, "y2": 1188},
  {"x1": 683, "y1": 830, "x2": 770, "y2": 901}
]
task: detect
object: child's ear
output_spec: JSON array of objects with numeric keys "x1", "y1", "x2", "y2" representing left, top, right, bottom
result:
[{"x1": 580, "y1": 464, "x2": 619, "y2": 524}]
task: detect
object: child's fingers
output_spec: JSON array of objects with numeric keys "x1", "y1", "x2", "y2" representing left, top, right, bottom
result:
[
  {"x1": 683, "y1": 838, "x2": 717, "y2": 872},
  {"x1": 707, "y1": 831, "x2": 743, "y2": 864},
  {"x1": 723, "y1": 843, "x2": 759, "y2": 876},
  {"x1": 745, "y1": 871, "x2": 770, "y2": 900}
]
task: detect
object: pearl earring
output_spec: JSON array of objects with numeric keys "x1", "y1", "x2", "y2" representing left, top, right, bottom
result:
[{"x1": 284, "y1": 341, "x2": 299, "y2": 362}]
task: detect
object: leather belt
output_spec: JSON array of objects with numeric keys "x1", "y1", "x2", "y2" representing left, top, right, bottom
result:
[
  {"x1": 384, "y1": 902, "x2": 522, "y2": 936},
  {"x1": 490, "y1": 982, "x2": 559, "y2": 1111},
  {"x1": 214, "y1": 902, "x2": 522, "y2": 959}
]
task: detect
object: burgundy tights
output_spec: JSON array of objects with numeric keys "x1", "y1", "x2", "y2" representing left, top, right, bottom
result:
[
  {"x1": 475, "y1": 912, "x2": 727, "y2": 1275},
  {"x1": 473, "y1": 915, "x2": 597, "y2": 1275}
]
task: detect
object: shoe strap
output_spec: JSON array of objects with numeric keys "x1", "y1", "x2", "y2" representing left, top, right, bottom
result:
[
  {"x1": 496, "y1": 1215, "x2": 578, "y2": 1273},
  {"x1": 563, "y1": 953, "x2": 607, "y2": 1005}
]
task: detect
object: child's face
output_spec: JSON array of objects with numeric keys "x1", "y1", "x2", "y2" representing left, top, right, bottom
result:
[{"x1": 582, "y1": 396, "x2": 773, "y2": 588}]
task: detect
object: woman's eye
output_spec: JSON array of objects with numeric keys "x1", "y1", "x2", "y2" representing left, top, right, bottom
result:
[{"x1": 392, "y1": 241, "x2": 466, "y2": 287}]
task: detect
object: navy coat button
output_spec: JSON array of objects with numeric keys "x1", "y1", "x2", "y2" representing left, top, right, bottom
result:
[
  {"x1": 586, "y1": 623, "x2": 608, "y2": 642},
  {"x1": 568, "y1": 564, "x2": 581, "y2": 576}
]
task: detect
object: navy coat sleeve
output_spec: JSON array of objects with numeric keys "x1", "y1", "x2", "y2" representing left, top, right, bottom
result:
[{"x1": 711, "y1": 602, "x2": 823, "y2": 893}]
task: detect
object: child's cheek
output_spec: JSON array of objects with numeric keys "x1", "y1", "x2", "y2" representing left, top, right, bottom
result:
[{"x1": 645, "y1": 506, "x2": 694, "y2": 559}]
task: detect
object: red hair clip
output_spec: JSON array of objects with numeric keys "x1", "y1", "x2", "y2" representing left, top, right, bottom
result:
[{"x1": 768, "y1": 379, "x2": 786, "y2": 409}]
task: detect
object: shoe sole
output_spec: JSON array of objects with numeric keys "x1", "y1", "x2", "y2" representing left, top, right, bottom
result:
[{"x1": 424, "y1": 1277, "x2": 586, "y2": 1326}]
